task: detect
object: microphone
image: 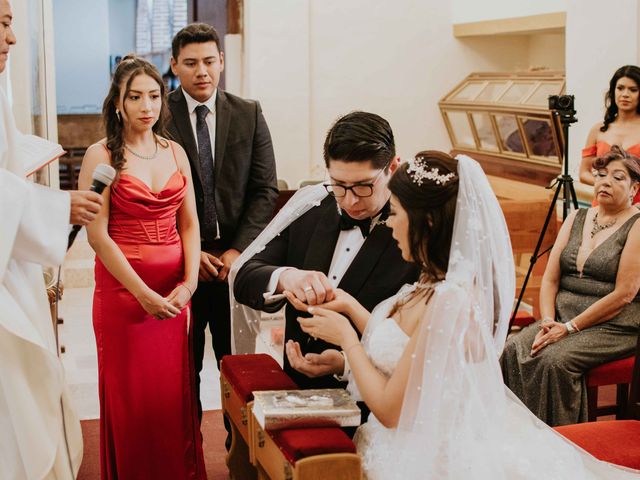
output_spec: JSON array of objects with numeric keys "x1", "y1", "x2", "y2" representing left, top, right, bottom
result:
[{"x1": 67, "y1": 164, "x2": 116, "y2": 250}]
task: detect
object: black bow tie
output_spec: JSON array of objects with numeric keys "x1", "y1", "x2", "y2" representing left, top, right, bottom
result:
[
  {"x1": 339, "y1": 214, "x2": 372, "y2": 237},
  {"x1": 338, "y1": 202, "x2": 390, "y2": 238}
]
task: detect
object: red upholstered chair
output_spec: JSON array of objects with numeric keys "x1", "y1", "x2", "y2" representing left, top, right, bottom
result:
[
  {"x1": 555, "y1": 333, "x2": 640, "y2": 470},
  {"x1": 220, "y1": 354, "x2": 298, "y2": 480},
  {"x1": 512, "y1": 311, "x2": 536, "y2": 329},
  {"x1": 586, "y1": 355, "x2": 635, "y2": 421}
]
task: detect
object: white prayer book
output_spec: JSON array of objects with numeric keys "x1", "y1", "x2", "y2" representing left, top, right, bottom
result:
[
  {"x1": 252, "y1": 388, "x2": 361, "y2": 430},
  {"x1": 20, "y1": 134, "x2": 65, "y2": 177}
]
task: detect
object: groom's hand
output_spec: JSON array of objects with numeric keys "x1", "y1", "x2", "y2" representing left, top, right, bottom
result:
[
  {"x1": 285, "y1": 340, "x2": 344, "y2": 378},
  {"x1": 277, "y1": 268, "x2": 335, "y2": 305}
]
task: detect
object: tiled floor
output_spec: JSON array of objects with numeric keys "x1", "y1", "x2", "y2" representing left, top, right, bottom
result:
[{"x1": 57, "y1": 238, "x2": 221, "y2": 420}]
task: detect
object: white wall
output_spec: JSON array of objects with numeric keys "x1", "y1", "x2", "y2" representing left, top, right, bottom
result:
[
  {"x1": 109, "y1": 0, "x2": 136, "y2": 59},
  {"x1": 244, "y1": 0, "x2": 534, "y2": 187},
  {"x1": 53, "y1": 0, "x2": 110, "y2": 113},
  {"x1": 244, "y1": 0, "x2": 311, "y2": 185},
  {"x1": 452, "y1": 0, "x2": 566, "y2": 24},
  {"x1": 565, "y1": 0, "x2": 640, "y2": 181}
]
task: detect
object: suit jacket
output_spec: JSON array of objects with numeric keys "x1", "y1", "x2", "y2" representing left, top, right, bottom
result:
[
  {"x1": 167, "y1": 87, "x2": 278, "y2": 252},
  {"x1": 234, "y1": 196, "x2": 421, "y2": 388}
]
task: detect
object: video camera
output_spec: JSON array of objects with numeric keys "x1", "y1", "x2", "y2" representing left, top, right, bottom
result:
[{"x1": 548, "y1": 94, "x2": 577, "y2": 124}]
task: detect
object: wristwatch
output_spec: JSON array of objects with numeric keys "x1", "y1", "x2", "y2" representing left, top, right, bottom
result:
[{"x1": 565, "y1": 321, "x2": 577, "y2": 334}]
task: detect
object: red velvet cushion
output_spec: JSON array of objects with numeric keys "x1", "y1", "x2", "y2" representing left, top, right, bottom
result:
[
  {"x1": 555, "y1": 420, "x2": 640, "y2": 470},
  {"x1": 513, "y1": 311, "x2": 535, "y2": 328},
  {"x1": 586, "y1": 356, "x2": 634, "y2": 387},
  {"x1": 269, "y1": 427, "x2": 357, "y2": 465},
  {"x1": 220, "y1": 354, "x2": 298, "y2": 403}
]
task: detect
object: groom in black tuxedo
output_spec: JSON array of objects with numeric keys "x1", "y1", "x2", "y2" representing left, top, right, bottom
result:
[
  {"x1": 234, "y1": 111, "x2": 419, "y2": 389},
  {"x1": 166, "y1": 23, "x2": 278, "y2": 414}
]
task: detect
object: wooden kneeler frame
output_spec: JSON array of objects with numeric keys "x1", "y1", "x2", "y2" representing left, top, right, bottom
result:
[
  {"x1": 221, "y1": 373, "x2": 257, "y2": 480},
  {"x1": 220, "y1": 354, "x2": 298, "y2": 480},
  {"x1": 249, "y1": 414, "x2": 362, "y2": 480}
]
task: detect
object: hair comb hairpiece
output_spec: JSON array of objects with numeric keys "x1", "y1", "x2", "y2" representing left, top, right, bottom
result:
[{"x1": 406, "y1": 156, "x2": 456, "y2": 186}]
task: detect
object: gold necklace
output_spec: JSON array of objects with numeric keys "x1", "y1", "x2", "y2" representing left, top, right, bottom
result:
[{"x1": 590, "y1": 212, "x2": 617, "y2": 238}]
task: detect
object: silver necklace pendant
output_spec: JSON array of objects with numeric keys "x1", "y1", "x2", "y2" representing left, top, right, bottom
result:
[
  {"x1": 590, "y1": 212, "x2": 617, "y2": 238},
  {"x1": 124, "y1": 141, "x2": 158, "y2": 160}
]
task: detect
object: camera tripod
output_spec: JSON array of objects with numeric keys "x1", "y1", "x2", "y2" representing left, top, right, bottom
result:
[{"x1": 508, "y1": 106, "x2": 579, "y2": 331}]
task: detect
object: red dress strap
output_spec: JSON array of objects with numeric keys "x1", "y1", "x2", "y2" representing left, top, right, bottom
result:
[{"x1": 582, "y1": 145, "x2": 597, "y2": 158}]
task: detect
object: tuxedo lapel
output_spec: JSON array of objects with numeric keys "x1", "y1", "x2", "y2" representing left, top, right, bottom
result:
[
  {"x1": 302, "y1": 203, "x2": 341, "y2": 274},
  {"x1": 214, "y1": 90, "x2": 231, "y2": 179},
  {"x1": 170, "y1": 88, "x2": 201, "y2": 182},
  {"x1": 339, "y1": 224, "x2": 393, "y2": 296}
]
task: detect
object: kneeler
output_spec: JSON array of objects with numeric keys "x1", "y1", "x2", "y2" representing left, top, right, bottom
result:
[
  {"x1": 221, "y1": 354, "x2": 362, "y2": 480},
  {"x1": 221, "y1": 354, "x2": 298, "y2": 479},
  {"x1": 249, "y1": 414, "x2": 362, "y2": 480}
]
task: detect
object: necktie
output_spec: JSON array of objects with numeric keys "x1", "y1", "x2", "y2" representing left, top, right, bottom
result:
[{"x1": 195, "y1": 105, "x2": 218, "y2": 240}]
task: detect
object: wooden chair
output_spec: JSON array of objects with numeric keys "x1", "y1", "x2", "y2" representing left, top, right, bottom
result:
[{"x1": 555, "y1": 332, "x2": 640, "y2": 469}]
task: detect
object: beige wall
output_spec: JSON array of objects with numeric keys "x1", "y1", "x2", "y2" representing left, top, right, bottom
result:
[
  {"x1": 452, "y1": 0, "x2": 566, "y2": 24},
  {"x1": 244, "y1": 0, "x2": 539, "y2": 187},
  {"x1": 566, "y1": 0, "x2": 640, "y2": 190},
  {"x1": 529, "y1": 33, "x2": 565, "y2": 71}
]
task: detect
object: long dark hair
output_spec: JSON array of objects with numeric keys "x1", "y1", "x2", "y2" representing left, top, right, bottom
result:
[
  {"x1": 601, "y1": 65, "x2": 640, "y2": 132},
  {"x1": 102, "y1": 54, "x2": 169, "y2": 172},
  {"x1": 388, "y1": 151, "x2": 459, "y2": 281}
]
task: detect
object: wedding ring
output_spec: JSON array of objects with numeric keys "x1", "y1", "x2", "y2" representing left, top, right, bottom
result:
[{"x1": 303, "y1": 285, "x2": 313, "y2": 293}]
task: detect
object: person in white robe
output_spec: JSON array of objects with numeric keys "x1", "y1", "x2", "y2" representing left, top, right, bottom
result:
[{"x1": 0, "y1": 1, "x2": 103, "y2": 477}]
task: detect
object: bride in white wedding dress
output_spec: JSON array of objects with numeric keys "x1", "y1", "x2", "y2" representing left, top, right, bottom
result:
[{"x1": 285, "y1": 151, "x2": 640, "y2": 479}]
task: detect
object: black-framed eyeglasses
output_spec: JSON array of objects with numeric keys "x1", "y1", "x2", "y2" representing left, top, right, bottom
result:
[{"x1": 323, "y1": 163, "x2": 389, "y2": 198}]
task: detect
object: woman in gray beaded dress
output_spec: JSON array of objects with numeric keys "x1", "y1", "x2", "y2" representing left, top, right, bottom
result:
[{"x1": 501, "y1": 145, "x2": 640, "y2": 427}]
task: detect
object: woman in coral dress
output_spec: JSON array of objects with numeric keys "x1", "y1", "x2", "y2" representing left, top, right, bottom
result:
[
  {"x1": 79, "y1": 55, "x2": 205, "y2": 479},
  {"x1": 580, "y1": 65, "x2": 640, "y2": 205}
]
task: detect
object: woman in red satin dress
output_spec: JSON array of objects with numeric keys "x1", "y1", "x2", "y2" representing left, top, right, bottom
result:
[
  {"x1": 79, "y1": 55, "x2": 205, "y2": 479},
  {"x1": 580, "y1": 65, "x2": 640, "y2": 205}
]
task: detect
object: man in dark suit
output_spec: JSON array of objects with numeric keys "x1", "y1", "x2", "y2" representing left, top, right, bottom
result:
[
  {"x1": 167, "y1": 23, "x2": 278, "y2": 412},
  {"x1": 234, "y1": 111, "x2": 420, "y2": 389}
]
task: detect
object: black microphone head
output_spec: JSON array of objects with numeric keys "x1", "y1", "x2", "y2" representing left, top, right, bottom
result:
[{"x1": 92, "y1": 164, "x2": 116, "y2": 188}]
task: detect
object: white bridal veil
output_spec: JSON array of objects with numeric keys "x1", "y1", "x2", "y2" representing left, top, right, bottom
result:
[
  {"x1": 228, "y1": 184, "x2": 329, "y2": 354},
  {"x1": 377, "y1": 155, "x2": 639, "y2": 479}
]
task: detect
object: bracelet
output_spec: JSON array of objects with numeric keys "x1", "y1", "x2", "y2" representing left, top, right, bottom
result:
[
  {"x1": 333, "y1": 351, "x2": 351, "y2": 382},
  {"x1": 178, "y1": 283, "x2": 193, "y2": 297},
  {"x1": 571, "y1": 320, "x2": 580, "y2": 332},
  {"x1": 541, "y1": 316, "x2": 554, "y2": 324},
  {"x1": 344, "y1": 342, "x2": 363, "y2": 356}
]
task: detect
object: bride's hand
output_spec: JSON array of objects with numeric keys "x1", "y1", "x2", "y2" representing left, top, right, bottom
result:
[
  {"x1": 284, "y1": 288, "x2": 357, "y2": 316},
  {"x1": 297, "y1": 306, "x2": 359, "y2": 348},
  {"x1": 136, "y1": 288, "x2": 181, "y2": 320}
]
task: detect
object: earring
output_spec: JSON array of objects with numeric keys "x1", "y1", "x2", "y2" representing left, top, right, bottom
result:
[{"x1": 115, "y1": 109, "x2": 121, "y2": 121}]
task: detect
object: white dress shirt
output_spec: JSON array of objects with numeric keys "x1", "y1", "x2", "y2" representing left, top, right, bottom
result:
[{"x1": 263, "y1": 224, "x2": 371, "y2": 302}]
